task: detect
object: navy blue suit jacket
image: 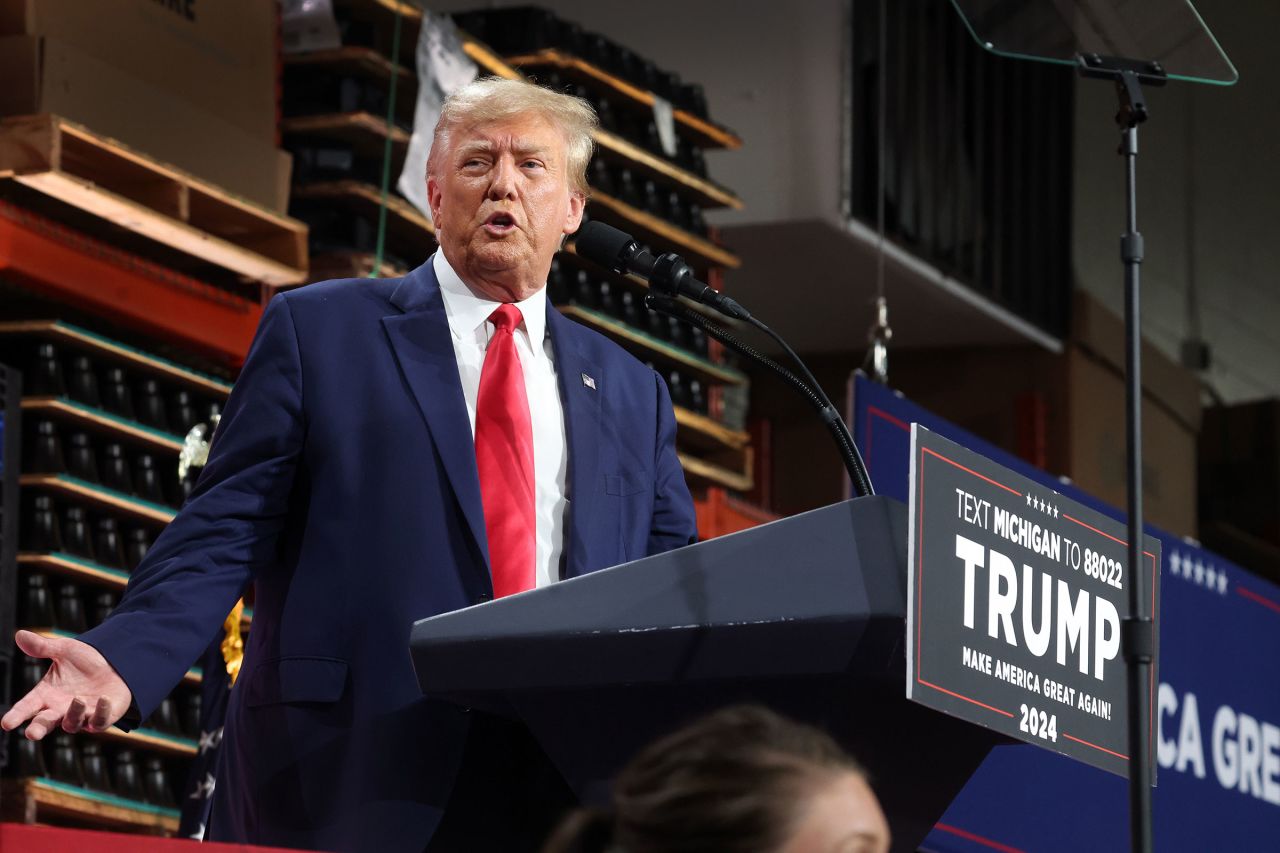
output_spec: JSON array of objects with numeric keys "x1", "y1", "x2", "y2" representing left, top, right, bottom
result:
[{"x1": 80, "y1": 259, "x2": 698, "y2": 851}]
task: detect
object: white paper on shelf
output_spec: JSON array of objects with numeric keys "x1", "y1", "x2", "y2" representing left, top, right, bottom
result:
[
  {"x1": 397, "y1": 12, "x2": 478, "y2": 223},
  {"x1": 280, "y1": 0, "x2": 342, "y2": 54},
  {"x1": 652, "y1": 96, "x2": 679, "y2": 158}
]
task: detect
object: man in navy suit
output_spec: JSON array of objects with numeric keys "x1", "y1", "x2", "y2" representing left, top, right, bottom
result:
[{"x1": 2, "y1": 78, "x2": 697, "y2": 851}]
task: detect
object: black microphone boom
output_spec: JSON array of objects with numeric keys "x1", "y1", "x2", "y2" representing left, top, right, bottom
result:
[
  {"x1": 572, "y1": 221, "x2": 875, "y2": 499},
  {"x1": 574, "y1": 222, "x2": 751, "y2": 320},
  {"x1": 645, "y1": 294, "x2": 874, "y2": 497}
]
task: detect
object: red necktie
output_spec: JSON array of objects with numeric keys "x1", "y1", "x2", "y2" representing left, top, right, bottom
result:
[{"x1": 475, "y1": 304, "x2": 535, "y2": 597}]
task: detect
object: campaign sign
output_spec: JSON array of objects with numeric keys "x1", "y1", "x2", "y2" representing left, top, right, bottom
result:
[{"x1": 907, "y1": 425, "x2": 1160, "y2": 779}]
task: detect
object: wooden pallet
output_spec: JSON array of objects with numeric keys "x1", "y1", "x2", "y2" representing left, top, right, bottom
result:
[
  {"x1": 675, "y1": 406, "x2": 750, "y2": 452},
  {"x1": 0, "y1": 319, "x2": 234, "y2": 398},
  {"x1": 282, "y1": 111, "x2": 410, "y2": 158},
  {"x1": 19, "y1": 474, "x2": 177, "y2": 526},
  {"x1": 675, "y1": 407, "x2": 754, "y2": 491},
  {"x1": 21, "y1": 397, "x2": 185, "y2": 455},
  {"x1": 503, "y1": 49, "x2": 743, "y2": 150},
  {"x1": 0, "y1": 204, "x2": 263, "y2": 365},
  {"x1": 332, "y1": 0, "x2": 424, "y2": 65},
  {"x1": 678, "y1": 451, "x2": 753, "y2": 492},
  {"x1": 285, "y1": 45, "x2": 416, "y2": 88},
  {"x1": 673, "y1": 403, "x2": 753, "y2": 491},
  {"x1": 456, "y1": 39, "x2": 742, "y2": 207},
  {"x1": 309, "y1": 251, "x2": 411, "y2": 283},
  {"x1": 559, "y1": 305, "x2": 746, "y2": 386},
  {"x1": 18, "y1": 552, "x2": 132, "y2": 590},
  {"x1": 593, "y1": 128, "x2": 743, "y2": 210},
  {"x1": 0, "y1": 115, "x2": 308, "y2": 286},
  {"x1": 1, "y1": 777, "x2": 180, "y2": 834},
  {"x1": 588, "y1": 191, "x2": 740, "y2": 269},
  {"x1": 97, "y1": 727, "x2": 199, "y2": 759},
  {"x1": 292, "y1": 180, "x2": 436, "y2": 254},
  {"x1": 18, "y1": 553, "x2": 255, "y2": 636}
]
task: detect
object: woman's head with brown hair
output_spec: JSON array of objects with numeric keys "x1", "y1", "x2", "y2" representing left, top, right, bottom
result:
[{"x1": 544, "y1": 705, "x2": 890, "y2": 853}]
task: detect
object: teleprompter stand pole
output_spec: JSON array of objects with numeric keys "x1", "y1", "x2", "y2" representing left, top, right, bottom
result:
[{"x1": 1077, "y1": 53, "x2": 1166, "y2": 853}]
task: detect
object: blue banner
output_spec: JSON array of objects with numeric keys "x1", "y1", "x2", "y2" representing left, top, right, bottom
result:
[{"x1": 850, "y1": 375, "x2": 1280, "y2": 853}]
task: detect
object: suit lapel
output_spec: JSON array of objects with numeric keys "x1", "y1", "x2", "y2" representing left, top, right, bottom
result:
[
  {"x1": 382, "y1": 261, "x2": 491, "y2": 582},
  {"x1": 549, "y1": 306, "x2": 603, "y2": 580}
]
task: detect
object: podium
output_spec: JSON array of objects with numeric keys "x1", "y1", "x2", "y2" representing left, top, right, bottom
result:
[{"x1": 410, "y1": 496, "x2": 1002, "y2": 852}]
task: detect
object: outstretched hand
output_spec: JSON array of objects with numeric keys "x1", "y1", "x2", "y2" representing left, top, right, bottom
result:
[{"x1": 0, "y1": 630, "x2": 132, "y2": 739}]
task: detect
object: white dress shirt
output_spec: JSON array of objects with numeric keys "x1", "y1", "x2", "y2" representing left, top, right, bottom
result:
[{"x1": 434, "y1": 251, "x2": 569, "y2": 589}]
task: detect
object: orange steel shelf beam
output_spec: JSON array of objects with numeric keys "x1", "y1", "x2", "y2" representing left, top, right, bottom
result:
[{"x1": 0, "y1": 200, "x2": 261, "y2": 367}]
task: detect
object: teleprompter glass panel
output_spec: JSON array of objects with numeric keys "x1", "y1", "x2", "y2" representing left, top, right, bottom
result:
[{"x1": 948, "y1": 0, "x2": 1237, "y2": 85}]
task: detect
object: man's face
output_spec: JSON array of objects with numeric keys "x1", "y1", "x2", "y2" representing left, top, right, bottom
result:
[{"x1": 428, "y1": 112, "x2": 585, "y2": 302}]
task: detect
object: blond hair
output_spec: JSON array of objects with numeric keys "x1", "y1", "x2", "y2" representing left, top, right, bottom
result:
[{"x1": 428, "y1": 77, "x2": 597, "y2": 196}]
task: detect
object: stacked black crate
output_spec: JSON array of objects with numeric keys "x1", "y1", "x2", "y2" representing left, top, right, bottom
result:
[
  {"x1": 282, "y1": 4, "x2": 432, "y2": 281},
  {"x1": 0, "y1": 364, "x2": 20, "y2": 777},
  {"x1": 285, "y1": 1, "x2": 752, "y2": 491},
  {"x1": 454, "y1": 7, "x2": 751, "y2": 489},
  {"x1": 0, "y1": 326, "x2": 226, "y2": 829}
]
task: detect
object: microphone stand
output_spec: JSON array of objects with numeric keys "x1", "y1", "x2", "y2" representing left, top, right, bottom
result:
[
  {"x1": 644, "y1": 294, "x2": 874, "y2": 497},
  {"x1": 1077, "y1": 53, "x2": 1164, "y2": 853},
  {"x1": 570, "y1": 220, "x2": 874, "y2": 497}
]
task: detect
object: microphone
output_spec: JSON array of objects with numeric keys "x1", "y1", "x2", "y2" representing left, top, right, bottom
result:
[
  {"x1": 573, "y1": 221, "x2": 875, "y2": 497},
  {"x1": 574, "y1": 222, "x2": 751, "y2": 321}
]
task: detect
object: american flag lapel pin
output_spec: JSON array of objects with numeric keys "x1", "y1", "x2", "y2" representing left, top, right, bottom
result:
[{"x1": 581, "y1": 373, "x2": 596, "y2": 390}]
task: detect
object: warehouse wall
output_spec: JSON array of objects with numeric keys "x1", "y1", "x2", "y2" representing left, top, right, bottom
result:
[
  {"x1": 444, "y1": 0, "x2": 1278, "y2": 401},
  {"x1": 1071, "y1": 0, "x2": 1280, "y2": 404},
  {"x1": 442, "y1": 0, "x2": 847, "y2": 227}
]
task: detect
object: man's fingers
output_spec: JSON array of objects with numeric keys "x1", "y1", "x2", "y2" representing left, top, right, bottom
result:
[
  {"x1": 0, "y1": 705, "x2": 27, "y2": 732},
  {"x1": 13, "y1": 629, "x2": 55, "y2": 660},
  {"x1": 1, "y1": 689, "x2": 50, "y2": 732},
  {"x1": 25, "y1": 709, "x2": 63, "y2": 741},
  {"x1": 62, "y1": 698, "x2": 87, "y2": 733},
  {"x1": 87, "y1": 697, "x2": 114, "y2": 733}
]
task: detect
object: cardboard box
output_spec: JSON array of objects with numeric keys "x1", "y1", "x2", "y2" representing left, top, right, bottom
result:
[
  {"x1": 0, "y1": 0, "x2": 278, "y2": 144},
  {"x1": 0, "y1": 36, "x2": 290, "y2": 213}
]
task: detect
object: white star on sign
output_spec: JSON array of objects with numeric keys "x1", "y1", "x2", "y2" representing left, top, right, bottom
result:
[
  {"x1": 1170, "y1": 551, "x2": 1182, "y2": 577},
  {"x1": 1205, "y1": 567, "x2": 1217, "y2": 590},
  {"x1": 1053, "y1": 505, "x2": 1059, "y2": 518},
  {"x1": 1217, "y1": 572, "x2": 1229, "y2": 594},
  {"x1": 1026, "y1": 493, "x2": 1032, "y2": 506},
  {"x1": 1194, "y1": 560, "x2": 1205, "y2": 585}
]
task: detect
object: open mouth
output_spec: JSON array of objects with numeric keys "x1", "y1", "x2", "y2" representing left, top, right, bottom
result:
[{"x1": 483, "y1": 212, "x2": 517, "y2": 234}]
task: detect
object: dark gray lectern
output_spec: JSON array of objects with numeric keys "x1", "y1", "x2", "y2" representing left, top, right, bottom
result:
[{"x1": 410, "y1": 497, "x2": 1002, "y2": 852}]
